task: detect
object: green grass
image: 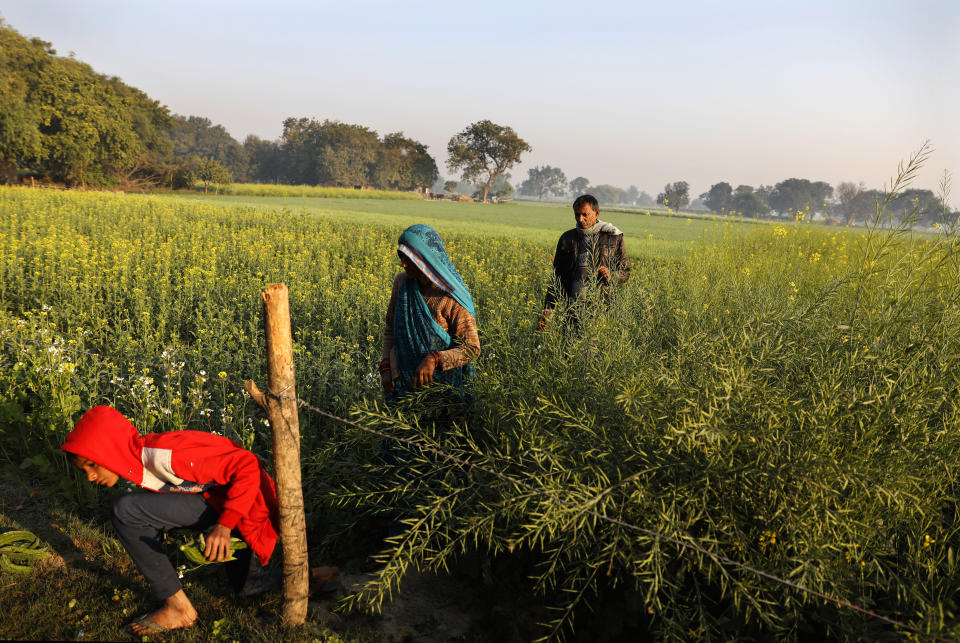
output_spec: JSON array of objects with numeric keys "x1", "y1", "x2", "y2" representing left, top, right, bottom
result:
[{"x1": 161, "y1": 192, "x2": 779, "y2": 259}]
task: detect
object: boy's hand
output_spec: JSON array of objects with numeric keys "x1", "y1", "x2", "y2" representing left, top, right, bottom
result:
[{"x1": 205, "y1": 524, "x2": 232, "y2": 562}]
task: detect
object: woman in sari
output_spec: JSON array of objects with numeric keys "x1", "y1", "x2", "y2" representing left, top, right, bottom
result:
[
  {"x1": 379, "y1": 224, "x2": 479, "y2": 399},
  {"x1": 367, "y1": 225, "x2": 479, "y2": 570}
]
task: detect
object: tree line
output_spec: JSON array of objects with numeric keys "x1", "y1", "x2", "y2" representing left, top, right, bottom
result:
[
  {"x1": 512, "y1": 169, "x2": 956, "y2": 227},
  {"x1": 243, "y1": 119, "x2": 438, "y2": 192},
  {"x1": 0, "y1": 18, "x2": 443, "y2": 191},
  {"x1": 697, "y1": 178, "x2": 955, "y2": 226},
  {"x1": 3, "y1": 20, "x2": 539, "y2": 196},
  {"x1": 512, "y1": 165, "x2": 656, "y2": 207},
  {"x1": 510, "y1": 166, "x2": 956, "y2": 226}
]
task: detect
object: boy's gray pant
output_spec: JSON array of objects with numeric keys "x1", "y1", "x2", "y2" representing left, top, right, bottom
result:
[{"x1": 111, "y1": 492, "x2": 262, "y2": 601}]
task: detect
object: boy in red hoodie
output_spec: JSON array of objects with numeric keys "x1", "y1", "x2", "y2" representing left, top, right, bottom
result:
[{"x1": 61, "y1": 405, "x2": 336, "y2": 635}]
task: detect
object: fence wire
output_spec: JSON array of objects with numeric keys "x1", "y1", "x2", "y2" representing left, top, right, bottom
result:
[{"x1": 1, "y1": 333, "x2": 949, "y2": 640}]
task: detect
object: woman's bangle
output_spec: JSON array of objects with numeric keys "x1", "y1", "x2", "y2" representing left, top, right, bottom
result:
[
  {"x1": 378, "y1": 363, "x2": 392, "y2": 374},
  {"x1": 431, "y1": 351, "x2": 442, "y2": 371}
]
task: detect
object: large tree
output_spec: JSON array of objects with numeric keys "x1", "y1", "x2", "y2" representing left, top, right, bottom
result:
[
  {"x1": 278, "y1": 118, "x2": 379, "y2": 186},
  {"x1": 0, "y1": 22, "x2": 46, "y2": 183},
  {"x1": 590, "y1": 184, "x2": 628, "y2": 206},
  {"x1": 372, "y1": 132, "x2": 438, "y2": 191},
  {"x1": 316, "y1": 121, "x2": 379, "y2": 186},
  {"x1": 835, "y1": 181, "x2": 871, "y2": 225},
  {"x1": 447, "y1": 120, "x2": 530, "y2": 203},
  {"x1": 519, "y1": 165, "x2": 567, "y2": 200},
  {"x1": 101, "y1": 77, "x2": 173, "y2": 187},
  {"x1": 169, "y1": 115, "x2": 246, "y2": 179},
  {"x1": 473, "y1": 172, "x2": 513, "y2": 201},
  {"x1": 657, "y1": 181, "x2": 690, "y2": 212},
  {"x1": 0, "y1": 21, "x2": 154, "y2": 187},
  {"x1": 279, "y1": 117, "x2": 320, "y2": 184},
  {"x1": 35, "y1": 57, "x2": 141, "y2": 186},
  {"x1": 768, "y1": 178, "x2": 833, "y2": 218},
  {"x1": 701, "y1": 182, "x2": 733, "y2": 214},
  {"x1": 730, "y1": 185, "x2": 769, "y2": 218},
  {"x1": 896, "y1": 189, "x2": 942, "y2": 225},
  {"x1": 636, "y1": 190, "x2": 655, "y2": 206},
  {"x1": 569, "y1": 176, "x2": 590, "y2": 197},
  {"x1": 243, "y1": 135, "x2": 282, "y2": 183}
]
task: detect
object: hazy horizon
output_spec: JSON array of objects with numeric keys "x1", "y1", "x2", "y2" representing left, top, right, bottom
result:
[{"x1": 2, "y1": 0, "x2": 958, "y2": 203}]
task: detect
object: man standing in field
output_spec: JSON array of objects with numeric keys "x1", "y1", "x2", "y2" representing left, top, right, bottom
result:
[{"x1": 539, "y1": 194, "x2": 630, "y2": 329}]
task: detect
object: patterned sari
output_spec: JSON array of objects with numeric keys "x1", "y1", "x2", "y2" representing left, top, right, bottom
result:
[{"x1": 392, "y1": 224, "x2": 476, "y2": 398}]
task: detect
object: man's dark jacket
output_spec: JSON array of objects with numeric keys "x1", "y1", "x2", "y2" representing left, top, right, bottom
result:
[{"x1": 544, "y1": 222, "x2": 630, "y2": 310}]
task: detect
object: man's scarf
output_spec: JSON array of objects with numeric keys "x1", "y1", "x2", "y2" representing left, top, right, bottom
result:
[{"x1": 582, "y1": 219, "x2": 622, "y2": 237}]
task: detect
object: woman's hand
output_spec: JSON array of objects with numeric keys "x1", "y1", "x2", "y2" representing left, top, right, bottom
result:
[
  {"x1": 414, "y1": 355, "x2": 437, "y2": 388},
  {"x1": 538, "y1": 309, "x2": 551, "y2": 331},
  {"x1": 381, "y1": 371, "x2": 396, "y2": 396},
  {"x1": 204, "y1": 524, "x2": 232, "y2": 562}
]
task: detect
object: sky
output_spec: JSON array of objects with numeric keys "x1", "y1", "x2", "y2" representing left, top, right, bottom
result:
[{"x1": 3, "y1": 0, "x2": 958, "y2": 202}]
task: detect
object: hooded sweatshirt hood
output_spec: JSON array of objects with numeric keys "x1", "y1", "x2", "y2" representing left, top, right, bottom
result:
[{"x1": 61, "y1": 405, "x2": 145, "y2": 484}]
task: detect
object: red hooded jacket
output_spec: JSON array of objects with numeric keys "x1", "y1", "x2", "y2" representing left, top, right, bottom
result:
[{"x1": 61, "y1": 406, "x2": 279, "y2": 565}]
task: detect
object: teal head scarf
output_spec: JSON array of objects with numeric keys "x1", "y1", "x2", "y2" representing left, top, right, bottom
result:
[{"x1": 392, "y1": 224, "x2": 475, "y2": 398}]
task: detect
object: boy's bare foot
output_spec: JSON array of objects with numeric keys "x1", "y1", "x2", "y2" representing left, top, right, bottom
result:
[{"x1": 127, "y1": 589, "x2": 198, "y2": 635}]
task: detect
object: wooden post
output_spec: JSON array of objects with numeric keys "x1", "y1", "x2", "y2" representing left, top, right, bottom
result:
[{"x1": 243, "y1": 283, "x2": 309, "y2": 626}]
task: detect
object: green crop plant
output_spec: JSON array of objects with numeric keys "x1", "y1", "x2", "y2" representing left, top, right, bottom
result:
[
  {"x1": 177, "y1": 533, "x2": 248, "y2": 570},
  {"x1": 0, "y1": 530, "x2": 52, "y2": 574},
  {"x1": 315, "y1": 147, "x2": 960, "y2": 639}
]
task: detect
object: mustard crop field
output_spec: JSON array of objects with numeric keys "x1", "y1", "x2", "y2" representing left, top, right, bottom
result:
[
  {"x1": 215, "y1": 182, "x2": 424, "y2": 200},
  {"x1": 2, "y1": 185, "x2": 960, "y2": 640}
]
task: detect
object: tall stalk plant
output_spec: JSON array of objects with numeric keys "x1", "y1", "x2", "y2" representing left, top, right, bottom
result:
[{"x1": 322, "y1": 145, "x2": 960, "y2": 639}]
